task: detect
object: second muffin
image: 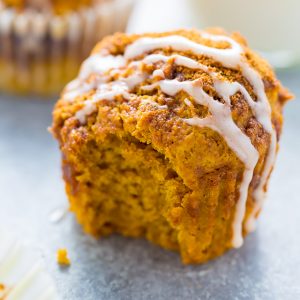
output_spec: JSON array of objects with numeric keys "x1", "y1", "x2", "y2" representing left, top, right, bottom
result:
[{"x1": 0, "y1": 0, "x2": 135, "y2": 95}]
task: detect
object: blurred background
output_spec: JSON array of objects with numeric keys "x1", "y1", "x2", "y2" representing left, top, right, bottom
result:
[
  {"x1": 0, "y1": 0, "x2": 299, "y2": 299},
  {"x1": 0, "y1": 0, "x2": 299, "y2": 96},
  {"x1": 129, "y1": 0, "x2": 300, "y2": 69}
]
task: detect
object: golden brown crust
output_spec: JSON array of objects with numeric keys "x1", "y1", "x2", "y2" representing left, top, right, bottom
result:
[{"x1": 52, "y1": 29, "x2": 291, "y2": 264}]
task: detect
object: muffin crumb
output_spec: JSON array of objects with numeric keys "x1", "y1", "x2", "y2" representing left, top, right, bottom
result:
[
  {"x1": 57, "y1": 249, "x2": 71, "y2": 266},
  {"x1": 0, "y1": 283, "x2": 8, "y2": 299}
]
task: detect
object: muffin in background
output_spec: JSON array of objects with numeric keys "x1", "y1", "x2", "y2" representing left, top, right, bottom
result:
[{"x1": 0, "y1": 0, "x2": 135, "y2": 95}]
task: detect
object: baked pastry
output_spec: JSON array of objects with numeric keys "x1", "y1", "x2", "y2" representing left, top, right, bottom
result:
[
  {"x1": 0, "y1": 0, "x2": 135, "y2": 95},
  {"x1": 52, "y1": 29, "x2": 291, "y2": 264}
]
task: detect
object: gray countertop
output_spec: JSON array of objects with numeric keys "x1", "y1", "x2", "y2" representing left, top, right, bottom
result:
[{"x1": 0, "y1": 70, "x2": 299, "y2": 300}]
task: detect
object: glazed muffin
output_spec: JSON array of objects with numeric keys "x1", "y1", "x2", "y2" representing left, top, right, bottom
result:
[
  {"x1": 52, "y1": 29, "x2": 291, "y2": 264},
  {"x1": 0, "y1": 0, "x2": 135, "y2": 95}
]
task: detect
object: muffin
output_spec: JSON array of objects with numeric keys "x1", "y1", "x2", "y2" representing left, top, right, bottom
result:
[
  {"x1": 52, "y1": 29, "x2": 292, "y2": 264},
  {"x1": 0, "y1": 0, "x2": 135, "y2": 95}
]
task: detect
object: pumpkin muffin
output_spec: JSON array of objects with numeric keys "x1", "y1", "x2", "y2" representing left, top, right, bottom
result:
[
  {"x1": 52, "y1": 29, "x2": 291, "y2": 264},
  {"x1": 0, "y1": 0, "x2": 135, "y2": 95}
]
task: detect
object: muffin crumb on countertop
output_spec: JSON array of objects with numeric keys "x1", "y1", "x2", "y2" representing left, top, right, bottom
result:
[
  {"x1": 0, "y1": 283, "x2": 9, "y2": 300},
  {"x1": 57, "y1": 249, "x2": 71, "y2": 266}
]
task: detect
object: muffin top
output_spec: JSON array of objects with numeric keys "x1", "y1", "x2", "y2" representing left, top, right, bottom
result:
[
  {"x1": 2, "y1": 0, "x2": 95, "y2": 14},
  {"x1": 52, "y1": 28, "x2": 291, "y2": 247}
]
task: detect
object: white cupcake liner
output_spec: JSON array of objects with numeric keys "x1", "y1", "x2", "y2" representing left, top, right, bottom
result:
[{"x1": 0, "y1": 230, "x2": 58, "y2": 300}]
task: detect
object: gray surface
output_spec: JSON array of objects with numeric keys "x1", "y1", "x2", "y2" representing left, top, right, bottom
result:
[{"x1": 0, "y1": 70, "x2": 299, "y2": 300}]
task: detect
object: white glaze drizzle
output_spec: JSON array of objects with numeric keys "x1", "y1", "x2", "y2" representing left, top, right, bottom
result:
[
  {"x1": 63, "y1": 54, "x2": 126, "y2": 101},
  {"x1": 184, "y1": 98, "x2": 192, "y2": 107},
  {"x1": 69, "y1": 32, "x2": 276, "y2": 247},
  {"x1": 79, "y1": 54, "x2": 126, "y2": 80},
  {"x1": 125, "y1": 34, "x2": 243, "y2": 68},
  {"x1": 152, "y1": 69, "x2": 165, "y2": 79},
  {"x1": 75, "y1": 81, "x2": 131, "y2": 123}
]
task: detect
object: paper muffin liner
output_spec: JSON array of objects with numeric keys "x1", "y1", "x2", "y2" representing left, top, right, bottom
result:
[
  {"x1": 0, "y1": 229, "x2": 58, "y2": 300},
  {"x1": 0, "y1": 0, "x2": 135, "y2": 95}
]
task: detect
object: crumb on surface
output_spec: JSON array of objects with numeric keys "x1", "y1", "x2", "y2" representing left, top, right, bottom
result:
[
  {"x1": 0, "y1": 283, "x2": 8, "y2": 300},
  {"x1": 57, "y1": 248, "x2": 71, "y2": 266}
]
